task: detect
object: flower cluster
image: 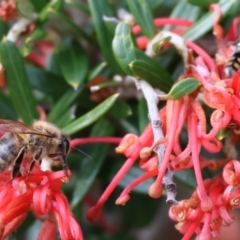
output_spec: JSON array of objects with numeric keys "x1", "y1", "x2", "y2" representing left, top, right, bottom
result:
[
  {"x1": 87, "y1": 4, "x2": 240, "y2": 239},
  {"x1": 0, "y1": 163, "x2": 83, "y2": 240},
  {"x1": 170, "y1": 160, "x2": 240, "y2": 240},
  {"x1": 0, "y1": 0, "x2": 17, "y2": 21}
]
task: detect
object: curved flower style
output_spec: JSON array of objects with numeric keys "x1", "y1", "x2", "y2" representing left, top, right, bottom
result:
[
  {"x1": 0, "y1": 164, "x2": 83, "y2": 240},
  {"x1": 87, "y1": 4, "x2": 240, "y2": 239}
]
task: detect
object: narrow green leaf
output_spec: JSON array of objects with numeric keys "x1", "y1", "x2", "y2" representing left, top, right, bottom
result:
[
  {"x1": 0, "y1": 40, "x2": 38, "y2": 124},
  {"x1": 0, "y1": 91, "x2": 18, "y2": 120},
  {"x1": 63, "y1": 94, "x2": 119, "y2": 135},
  {"x1": 26, "y1": 65, "x2": 69, "y2": 99},
  {"x1": 163, "y1": 2, "x2": 201, "y2": 32},
  {"x1": 66, "y1": 0, "x2": 90, "y2": 14},
  {"x1": 108, "y1": 99, "x2": 132, "y2": 119},
  {"x1": 88, "y1": 62, "x2": 107, "y2": 82},
  {"x1": 0, "y1": 19, "x2": 8, "y2": 41},
  {"x1": 167, "y1": 78, "x2": 200, "y2": 99},
  {"x1": 71, "y1": 117, "x2": 115, "y2": 207},
  {"x1": 148, "y1": 0, "x2": 164, "y2": 10},
  {"x1": 29, "y1": 0, "x2": 47, "y2": 12},
  {"x1": 88, "y1": 0, "x2": 123, "y2": 73},
  {"x1": 16, "y1": 0, "x2": 35, "y2": 19},
  {"x1": 186, "y1": 0, "x2": 218, "y2": 8},
  {"x1": 57, "y1": 38, "x2": 88, "y2": 89},
  {"x1": 138, "y1": 98, "x2": 148, "y2": 132},
  {"x1": 119, "y1": 119, "x2": 139, "y2": 135},
  {"x1": 126, "y1": 0, "x2": 155, "y2": 38},
  {"x1": 130, "y1": 59, "x2": 173, "y2": 92},
  {"x1": 50, "y1": 10, "x2": 96, "y2": 45},
  {"x1": 53, "y1": 107, "x2": 76, "y2": 128},
  {"x1": 112, "y1": 22, "x2": 136, "y2": 75},
  {"x1": 39, "y1": 0, "x2": 64, "y2": 23},
  {"x1": 48, "y1": 87, "x2": 83, "y2": 123},
  {"x1": 183, "y1": 0, "x2": 235, "y2": 41},
  {"x1": 165, "y1": 1, "x2": 201, "y2": 23}
]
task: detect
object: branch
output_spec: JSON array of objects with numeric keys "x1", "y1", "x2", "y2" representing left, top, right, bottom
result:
[
  {"x1": 139, "y1": 80, "x2": 177, "y2": 204},
  {"x1": 6, "y1": 14, "x2": 37, "y2": 43}
]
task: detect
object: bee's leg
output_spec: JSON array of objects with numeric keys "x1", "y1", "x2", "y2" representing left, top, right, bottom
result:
[
  {"x1": 60, "y1": 155, "x2": 69, "y2": 177},
  {"x1": 29, "y1": 148, "x2": 43, "y2": 174},
  {"x1": 12, "y1": 147, "x2": 25, "y2": 179}
]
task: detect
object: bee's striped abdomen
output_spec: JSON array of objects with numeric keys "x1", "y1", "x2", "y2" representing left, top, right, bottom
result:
[{"x1": 0, "y1": 133, "x2": 21, "y2": 172}]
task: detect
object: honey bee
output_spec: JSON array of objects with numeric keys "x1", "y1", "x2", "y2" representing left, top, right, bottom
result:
[
  {"x1": 0, "y1": 119, "x2": 70, "y2": 179},
  {"x1": 224, "y1": 39, "x2": 240, "y2": 77}
]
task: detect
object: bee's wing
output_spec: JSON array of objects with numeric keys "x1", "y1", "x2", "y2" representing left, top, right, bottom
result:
[{"x1": 0, "y1": 119, "x2": 52, "y2": 137}]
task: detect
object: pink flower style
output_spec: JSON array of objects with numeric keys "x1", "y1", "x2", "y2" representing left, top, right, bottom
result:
[{"x1": 86, "y1": 4, "x2": 240, "y2": 240}]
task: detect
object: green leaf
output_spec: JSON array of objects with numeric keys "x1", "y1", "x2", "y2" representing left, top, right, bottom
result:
[
  {"x1": 22, "y1": 27, "x2": 46, "y2": 56},
  {"x1": 16, "y1": 0, "x2": 35, "y2": 19},
  {"x1": 112, "y1": 22, "x2": 136, "y2": 75},
  {"x1": 108, "y1": 99, "x2": 132, "y2": 119},
  {"x1": 63, "y1": 94, "x2": 119, "y2": 135},
  {"x1": 113, "y1": 22, "x2": 173, "y2": 92},
  {"x1": 29, "y1": 0, "x2": 47, "y2": 12},
  {"x1": 183, "y1": 0, "x2": 235, "y2": 41},
  {"x1": 167, "y1": 78, "x2": 201, "y2": 99},
  {"x1": 130, "y1": 59, "x2": 173, "y2": 92},
  {"x1": 119, "y1": 119, "x2": 139, "y2": 135},
  {"x1": 53, "y1": 107, "x2": 76, "y2": 128},
  {"x1": 39, "y1": 0, "x2": 64, "y2": 23},
  {"x1": 0, "y1": 19, "x2": 8, "y2": 41},
  {"x1": 88, "y1": 62, "x2": 107, "y2": 82},
  {"x1": 66, "y1": 0, "x2": 90, "y2": 14},
  {"x1": 48, "y1": 87, "x2": 83, "y2": 123},
  {"x1": 50, "y1": 10, "x2": 96, "y2": 45},
  {"x1": 88, "y1": 0, "x2": 123, "y2": 73},
  {"x1": 186, "y1": 0, "x2": 218, "y2": 8},
  {"x1": 57, "y1": 38, "x2": 88, "y2": 89},
  {"x1": 0, "y1": 91, "x2": 18, "y2": 119},
  {"x1": 71, "y1": 117, "x2": 115, "y2": 207},
  {"x1": 165, "y1": 1, "x2": 201, "y2": 23},
  {"x1": 26, "y1": 65, "x2": 69, "y2": 99},
  {"x1": 0, "y1": 40, "x2": 38, "y2": 124},
  {"x1": 148, "y1": 0, "x2": 164, "y2": 10},
  {"x1": 104, "y1": 16, "x2": 118, "y2": 35},
  {"x1": 138, "y1": 98, "x2": 148, "y2": 132},
  {"x1": 126, "y1": 0, "x2": 155, "y2": 38}
]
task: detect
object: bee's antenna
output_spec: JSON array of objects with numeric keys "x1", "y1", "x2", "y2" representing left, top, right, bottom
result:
[{"x1": 71, "y1": 147, "x2": 92, "y2": 159}]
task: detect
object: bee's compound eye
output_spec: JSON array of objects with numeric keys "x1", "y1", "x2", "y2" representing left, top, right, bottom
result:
[{"x1": 62, "y1": 138, "x2": 70, "y2": 155}]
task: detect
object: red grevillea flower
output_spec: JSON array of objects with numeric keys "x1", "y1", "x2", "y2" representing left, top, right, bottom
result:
[
  {"x1": 0, "y1": 0, "x2": 17, "y2": 21},
  {"x1": 87, "y1": 5, "x2": 240, "y2": 240},
  {"x1": 0, "y1": 165, "x2": 83, "y2": 240},
  {"x1": 169, "y1": 160, "x2": 240, "y2": 240}
]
